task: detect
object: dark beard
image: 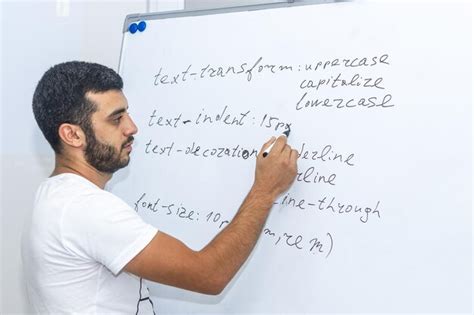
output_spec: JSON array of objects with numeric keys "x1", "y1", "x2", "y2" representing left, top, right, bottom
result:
[{"x1": 82, "y1": 123, "x2": 133, "y2": 174}]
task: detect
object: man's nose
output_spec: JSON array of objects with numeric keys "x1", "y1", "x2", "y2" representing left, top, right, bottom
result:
[{"x1": 125, "y1": 114, "x2": 138, "y2": 135}]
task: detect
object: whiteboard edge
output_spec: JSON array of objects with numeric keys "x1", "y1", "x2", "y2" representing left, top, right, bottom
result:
[{"x1": 120, "y1": 0, "x2": 351, "y2": 33}]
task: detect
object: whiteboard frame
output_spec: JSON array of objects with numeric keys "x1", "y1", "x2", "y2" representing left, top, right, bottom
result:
[
  {"x1": 118, "y1": 0, "x2": 348, "y2": 73},
  {"x1": 120, "y1": 0, "x2": 339, "y2": 32}
]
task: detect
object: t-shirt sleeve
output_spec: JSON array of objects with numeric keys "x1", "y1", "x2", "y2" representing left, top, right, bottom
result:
[{"x1": 60, "y1": 191, "x2": 158, "y2": 275}]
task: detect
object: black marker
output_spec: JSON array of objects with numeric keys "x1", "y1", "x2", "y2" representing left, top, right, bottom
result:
[{"x1": 263, "y1": 125, "x2": 291, "y2": 157}]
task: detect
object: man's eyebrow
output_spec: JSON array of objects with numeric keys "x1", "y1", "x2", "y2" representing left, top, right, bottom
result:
[{"x1": 107, "y1": 107, "x2": 128, "y2": 118}]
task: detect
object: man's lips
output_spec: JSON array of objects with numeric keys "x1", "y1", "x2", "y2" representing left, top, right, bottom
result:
[{"x1": 123, "y1": 141, "x2": 133, "y2": 151}]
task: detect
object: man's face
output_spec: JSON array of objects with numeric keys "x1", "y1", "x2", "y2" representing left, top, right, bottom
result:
[{"x1": 83, "y1": 90, "x2": 138, "y2": 174}]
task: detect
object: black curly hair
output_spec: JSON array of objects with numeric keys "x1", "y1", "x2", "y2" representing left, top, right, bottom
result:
[{"x1": 32, "y1": 61, "x2": 123, "y2": 153}]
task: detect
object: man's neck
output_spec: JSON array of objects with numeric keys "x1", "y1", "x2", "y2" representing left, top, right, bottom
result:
[{"x1": 52, "y1": 154, "x2": 112, "y2": 189}]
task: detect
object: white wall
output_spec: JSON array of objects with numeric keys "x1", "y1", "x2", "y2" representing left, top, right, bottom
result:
[{"x1": 0, "y1": 1, "x2": 151, "y2": 313}]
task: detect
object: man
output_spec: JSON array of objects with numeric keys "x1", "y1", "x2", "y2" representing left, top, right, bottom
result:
[{"x1": 22, "y1": 61, "x2": 298, "y2": 314}]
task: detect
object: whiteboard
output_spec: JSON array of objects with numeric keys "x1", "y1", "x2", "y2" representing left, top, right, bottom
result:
[{"x1": 111, "y1": 1, "x2": 472, "y2": 313}]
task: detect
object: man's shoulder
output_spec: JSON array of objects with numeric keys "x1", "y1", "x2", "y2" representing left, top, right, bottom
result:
[
  {"x1": 37, "y1": 173, "x2": 125, "y2": 207},
  {"x1": 35, "y1": 173, "x2": 136, "y2": 229}
]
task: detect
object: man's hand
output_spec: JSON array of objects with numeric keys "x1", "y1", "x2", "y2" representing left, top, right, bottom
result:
[{"x1": 253, "y1": 135, "x2": 298, "y2": 200}]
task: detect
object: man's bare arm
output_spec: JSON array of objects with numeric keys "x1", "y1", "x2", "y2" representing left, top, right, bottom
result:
[{"x1": 124, "y1": 136, "x2": 298, "y2": 294}]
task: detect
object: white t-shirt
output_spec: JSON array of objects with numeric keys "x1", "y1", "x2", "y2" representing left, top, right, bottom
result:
[{"x1": 22, "y1": 173, "x2": 158, "y2": 314}]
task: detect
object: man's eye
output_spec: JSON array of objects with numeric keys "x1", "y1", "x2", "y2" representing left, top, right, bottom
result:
[{"x1": 113, "y1": 116, "x2": 123, "y2": 123}]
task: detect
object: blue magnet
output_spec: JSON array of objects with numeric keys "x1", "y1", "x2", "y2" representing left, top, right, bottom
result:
[
  {"x1": 129, "y1": 23, "x2": 138, "y2": 34},
  {"x1": 138, "y1": 21, "x2": 147, "y2": 32}
]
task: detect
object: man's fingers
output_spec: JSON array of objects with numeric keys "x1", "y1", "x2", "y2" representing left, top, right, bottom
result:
[
  {"x1": 290, "y1": 149, "x2": 299, "y2": 163},
  {"x1": 282, "y1": 144, "x2": 292, "y2": 157},
  {"x1": 259, "y1": 135, "x2": 289, "y2": 157},
  {"x1": 273, "y1": 135, "x2": 288, "y2": 153},
  {"x1": 260, "y1": 136, "x2": 276, "y2": 154}
]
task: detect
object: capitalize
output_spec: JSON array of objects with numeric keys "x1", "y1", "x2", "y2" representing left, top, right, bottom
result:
[{"x1": 299, "y1": 73, "x2": 385, "y2": 91}]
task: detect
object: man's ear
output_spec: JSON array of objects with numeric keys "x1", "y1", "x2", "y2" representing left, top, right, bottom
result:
[{"x1": 58, "y1": 123, "x2": 86, "y2": 149}]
